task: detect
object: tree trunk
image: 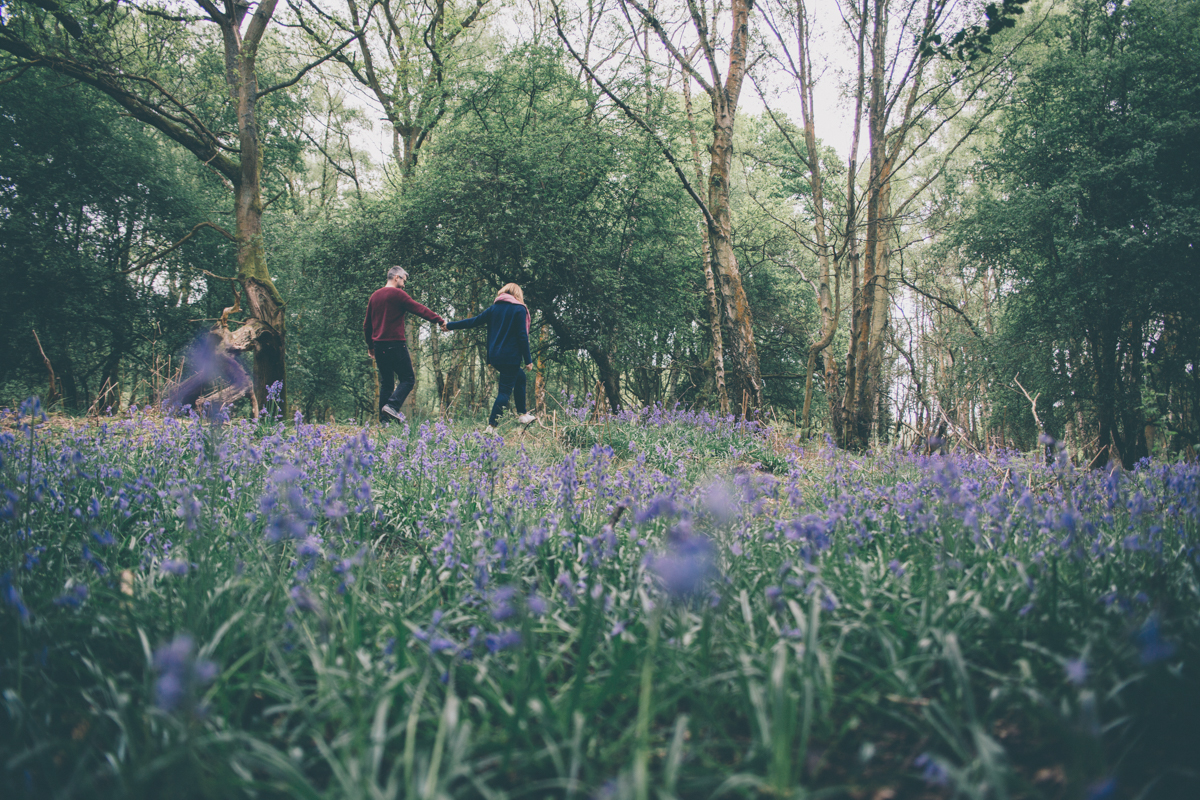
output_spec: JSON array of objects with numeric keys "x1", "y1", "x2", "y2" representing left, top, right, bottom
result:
[
  {"x1": 706, "y1": 0, "x2": 764, "y2": 419},
  {"x1": 224, "y1": 0, "x2": 287, "y2": 414},
  {"x1": 682, "y1": 64, "x2": 730, "y2": 416},
  {"x1": 792, "y1": 0, "x2": 839, "y2": 439},
  {"x1": 859, "y1": 171, "x2": 893, "y2": 443},
  {"x1": 535, "y1": 325, "x2": 547, "y2": 414},
  {"x1": 588, "y1": 346, "x2": 623, "y2": 414}
]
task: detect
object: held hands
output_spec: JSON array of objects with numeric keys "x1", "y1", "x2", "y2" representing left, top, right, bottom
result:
[{"x1": 440, "y1": 322, "x2": 449, "y2": 332}]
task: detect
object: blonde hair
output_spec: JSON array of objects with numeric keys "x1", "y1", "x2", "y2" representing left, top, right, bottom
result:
[{"x1": 499, "y1": 282, "x2": 524, "y2": 302}]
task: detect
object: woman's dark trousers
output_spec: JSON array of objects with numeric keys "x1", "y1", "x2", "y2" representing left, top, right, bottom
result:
[
  {"x1": 489, "y1": 365, "x2": 526, "y2": 426},
  {"x1": 375, "y1": 341, "x2": 415, "y2": 419}
]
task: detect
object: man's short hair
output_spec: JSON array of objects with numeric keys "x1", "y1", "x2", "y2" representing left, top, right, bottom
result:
[{"x1": 387, "y1": 266, "x2": 408, "y2": 282}]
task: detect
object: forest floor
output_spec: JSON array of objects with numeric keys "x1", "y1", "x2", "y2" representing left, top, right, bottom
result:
[{"x1": 2, "y1": 405, "x2": 1197, "y2": 799}]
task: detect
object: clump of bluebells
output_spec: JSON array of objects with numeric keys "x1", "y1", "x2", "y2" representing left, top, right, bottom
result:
[{"x1": 0, "y1": 399, "x2": 1197, "y2": 799}]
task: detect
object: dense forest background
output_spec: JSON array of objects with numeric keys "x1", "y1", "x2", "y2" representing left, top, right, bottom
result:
[{"x1": 1, "y1": 0, "x2": 1197, "y2": 466}]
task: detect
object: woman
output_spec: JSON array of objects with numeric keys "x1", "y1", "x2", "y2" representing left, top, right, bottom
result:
[{"x1": 442, "y1": 283, "x2": 537, "y2": 428}]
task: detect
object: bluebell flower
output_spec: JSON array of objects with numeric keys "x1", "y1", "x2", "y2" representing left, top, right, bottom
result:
[
  {"x1": 649, "y1": 528, "x2": 716, "y2": 599},
  {"x1": 557, "y1": 572, "x2": 577, "y2": 605},
  {"x1": 485, "y1": 630, "x2": 522, "y2": 653},
  {"x1": 820, "y1": 588, "x2": 839, "y2": 611},
  {"x1": 54, "y1": 584, "x2": 89, "y2": 608},
  {"x1": 635, "y1": 495, "x2": 678, "y2": 524},
  {"x1": 2, "y1": 570, "x2": 31, "y2": 624},
  {"x1": 913, "y1": 753, "x2": 950, "y2": 786},
  {"x1": 429, "y1": 637, "x2": 457, "y2": 654},
  {"x1": 1064, "y1": 657, "x2": 1087, "y2": 685},
  {"x1": 527, "y1": 593, "x2": 547, "y2": 617},
  {"x1": 161, "y1": 559, "x2": 189, "y2": 576},
  {"x1": 23, "y1": 546, "x2": 46, "y2": 571},
  {"x1": 489, "y1": 586, "x2": 518, "y2": 620},
  {"x1": 82, "y1": 546, "x2": 108, "y2": 575},
  {"x1": 1135, "y1": 614, "x2": 1176, "y2": 664},
  {"x1": 153, "y1": 633, "x2": 218, "y2": 714},
  {"x1": 701, "y1": 480, "x2": 737, "y2": 524},
  {"x1": 289, "y1": 585, "x2": 319, "y2": 614},
  {"x1": 297, "y1": 536, "x2": 323, "y2": 558},
  {"x1": 1085, "y1": 777, "x2": 1117, "y2": 800}
]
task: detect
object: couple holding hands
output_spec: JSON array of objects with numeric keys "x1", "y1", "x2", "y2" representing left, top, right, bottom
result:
[{"x1": 364, "y1": 266, "x2": 536, "y2": 429}]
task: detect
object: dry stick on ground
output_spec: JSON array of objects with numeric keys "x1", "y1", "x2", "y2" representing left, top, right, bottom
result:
[
  {"x1": 935, "y1": 405, "x2": 1007, "y2": 477},
  {"x1": 31, "y1": 329, "x2": 59, "y2": 406},
  {"x1": 87, "y1": 378, "x2": 120, "y2": 417},
  {"x1": 1013, "y1": 373, "x2": 1056, "y2": 467}
]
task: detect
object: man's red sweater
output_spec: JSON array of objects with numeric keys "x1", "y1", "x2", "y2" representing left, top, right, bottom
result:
[{"x1": 363, "y1": 286, "x2": 445, "y2": 352}]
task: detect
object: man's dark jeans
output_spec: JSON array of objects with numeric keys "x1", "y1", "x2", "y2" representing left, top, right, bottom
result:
[
  {"x1": 375, "y1": 341, "x2": 415, "y2": 419},
  {"x1": 489, "y1": 365, "x2": 527, "y2": 426}
]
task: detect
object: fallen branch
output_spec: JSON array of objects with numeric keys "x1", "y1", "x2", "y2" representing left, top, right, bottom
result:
[{"x1": 31, "y1": 329, "x2": 59, "y2": 405}]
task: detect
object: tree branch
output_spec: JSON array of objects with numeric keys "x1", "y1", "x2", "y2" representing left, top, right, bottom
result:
[
  {"x1": 120, "y1": 221, "x2": 237, "y2": 275},
  {"x1": 0, "y1": 38, "x2": 242, "y2": 184},
  {"x1": 257, "y1": 34, "x2": 358, "y2": 98},
  {"x1": 552, "y1": 2, "x2": 716, "y2": 231},
  {"x1": 897, "y1": 274, "x2": 983, "y2": 339}
]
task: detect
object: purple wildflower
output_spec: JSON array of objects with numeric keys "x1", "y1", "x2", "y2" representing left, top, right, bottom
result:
[
  {"x1": 701, "y1": 481, "x2": 737, "y2": 523},
  {"x1": 1135, "y1": 614, "x2": 1177, "y2": 664},
  {"x1": 289, "y1": 585, "x2": 319, "y2": 614},
  {"x1": 54, "y1": 584, "x2": 89, "y2": 608},
  {"x1": 635, "y1": 495, "x2": 678, "y2": 524},
  {"x1": 649, "y1": 528, "x2": 716, "y2": 599},
  {"x1": 161, "y1": 559, "x2": 189, "y2": 576},
  {"x1": 485, "y1": 630, "x2": 522, "y2": 653},
  {"x1": 527, "y1": 593, "x2": 547, "y2": 617},
  {"x1": 2, "y1": 570, "x2": 31, "y2": 624},
  {"x1": 490, "y1": 586, "x2": 518, "y2": 621},
  {"x1": 1064, "y1": 657, "x2": 1087, "y2": 685},
  {"x1": 153, "y1": 633, "x2": 218, "y2": 714},
  {"x1": 1085, "y1": 777, "x2": 1117, "y2": 800},
  {"x1": 913, "y1": 753, "x2": 950, "y2": 787},
  {"x1": 82, "y1": 546, "x2": 108, "y2": 575}
]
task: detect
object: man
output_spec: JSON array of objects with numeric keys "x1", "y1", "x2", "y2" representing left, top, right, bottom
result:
[{"x1": 364, "y1": 266, "x2": 445, "y2": 422}]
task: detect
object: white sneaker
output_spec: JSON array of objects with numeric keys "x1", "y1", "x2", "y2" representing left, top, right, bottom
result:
[
  {"x1": 517, "y1": 413, "x2": 537, "y2": 425},
  {"x1": 382, "y1": 404, "x2": 404, "y2": 422}
]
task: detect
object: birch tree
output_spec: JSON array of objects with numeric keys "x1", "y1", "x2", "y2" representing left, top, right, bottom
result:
[
  {"x1": 756, "y1": 0, "x2": 1033, "y2": 447},
  {"x1": 554, "y1": 0, "x2": 765, "y2": 418}
]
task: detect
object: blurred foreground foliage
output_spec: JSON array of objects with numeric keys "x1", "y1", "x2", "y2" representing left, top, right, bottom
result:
[{"x1": 2, "y1": 404, "x2": 1197, "y2": 798}]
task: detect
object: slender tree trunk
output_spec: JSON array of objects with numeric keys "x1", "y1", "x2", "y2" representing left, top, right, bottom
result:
[
  {"x1": 588, "y1": 346, "x2": 623, "y2": 414},
  {"x1": 844, "y1": 0, "x2": 887, "y2": 450},
  {"x1": 706, "y1": 0, "x2": 763, "y2": 418},
  {"x1": 860, "y1": 170, "x2": 893, "y2": 442},
  {"x1": 791, "y1": 0, "x2": 838, "y2": 438},
  {"x1": 682, "y1": 70, "x2": 729, "y2": 416},
  {"x1": 216, "y1": 0, "x2": 288, "y2": 413},
  {"x1": 535, "y1": 325, "x2": 547, "y2": 414}
]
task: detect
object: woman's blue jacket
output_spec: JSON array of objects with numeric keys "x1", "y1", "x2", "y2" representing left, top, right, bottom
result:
[{"x1": 446, "y1": 303, "x2": 532, "y2": 367}]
